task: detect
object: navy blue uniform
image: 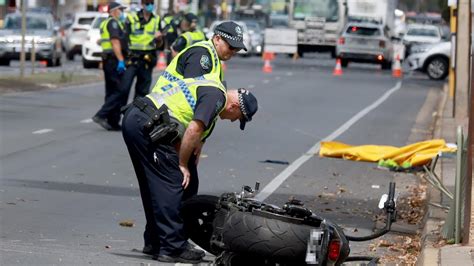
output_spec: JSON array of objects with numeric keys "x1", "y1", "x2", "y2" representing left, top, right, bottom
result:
[
  {"x1": 122, "y1": 88, "x2": 225, "y2": 255},
  {"x1": 94, "y1": 19, "x2": 127, "y2": 128}
]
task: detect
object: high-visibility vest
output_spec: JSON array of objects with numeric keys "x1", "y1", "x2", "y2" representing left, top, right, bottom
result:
[
  {"x1": 180, "y1": 30, "x2": 206, "y2": 48},
  {"x1": 127, "y1": 12, "x2": 161, "y2": 51},
  {"x1": 100, "y1": 17, "x2": 124, "y2": 53},
  {"x1": 163, "y1": 15, "x2": 176, "y2": 34},
  {"x1": 154, "y1": 40, "x2": 223, "y2": 90},
  {"x1": 147, "y1": 72, "x2": 227, "y2": 139}
]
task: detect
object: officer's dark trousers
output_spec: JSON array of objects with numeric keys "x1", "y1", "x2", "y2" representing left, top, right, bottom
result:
[
  {"x1": 95, "y1": 57, "x2": 127, "y2": 126},
  {"x1": 121, "y1": 58, "x2": 154, "y2": 101},
  {"x1": 122, "y1": 105, "x2": 199, "y2": 256}
]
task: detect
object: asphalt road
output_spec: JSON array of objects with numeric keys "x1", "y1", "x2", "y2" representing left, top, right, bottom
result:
[{"x1": 0, "y1": 54, "x2": 443, "y2": 265}]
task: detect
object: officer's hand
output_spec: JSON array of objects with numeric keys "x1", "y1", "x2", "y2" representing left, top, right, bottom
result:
[
  {"x1": 116, "y1": 60, "x2": 126, "y2": 74},
  {"x1": 154, "y1": 31, "x2": 163, "y2": 39},
  {"x1": 179, "y1": 164, "x2": 191, "y2": 189}
]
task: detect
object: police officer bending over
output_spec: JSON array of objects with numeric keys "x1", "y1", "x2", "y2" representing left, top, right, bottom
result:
[
  {"x1": 160, "y1": 21, "x2": 247, "y2": 87},
  {"x1": 92, "y1": 2, "x2": 127, "y2": 131},
  {"x1": 122, "y1": 71, "x2": 258, "y2": 263},
  {"x1": 122, "y1": 0, "x2": 163, "y2": 100},
  {"x1": 170, "y1": 13, "x2": 206, "y2": 57}
]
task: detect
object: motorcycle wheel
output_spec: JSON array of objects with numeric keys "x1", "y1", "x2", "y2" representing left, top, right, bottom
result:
[
  {"x1": 181, "y1": 195, "x2": 219, "y2": 253},
  {"x1": 221, "y1": 209, "x2": 315, "y2": 264}
]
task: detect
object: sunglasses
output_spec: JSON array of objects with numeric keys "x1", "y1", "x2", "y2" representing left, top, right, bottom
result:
[{"x1": 221, "y1": 38, "x2": 241, "y2": 52}]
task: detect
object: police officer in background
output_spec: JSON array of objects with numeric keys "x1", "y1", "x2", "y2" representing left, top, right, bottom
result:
[
  {"x1": 159, "y1": 21, "x2": 247, "y2": 88},
  {"x1": 170, "y1": 13, "x2": 206, "y2": 57},
  {"x1": 93, "y1": 2, "x2": 127, "y2": 131},
  {"x1": 122, "y1": 72, "x2": 258, "y2": 263},
  {"x1": 121, "y1": 0, "x2": 163, "y2": 101},
  {"x1": 162, "y1": 12, "x2": 180, "y2": 64}
]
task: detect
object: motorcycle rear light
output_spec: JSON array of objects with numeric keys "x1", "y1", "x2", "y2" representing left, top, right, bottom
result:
[
  {"x1": 328, "y1": 240, "x2": 341, "y2": 261},
  {"x1": 379, "y1": 40, "x2": 385, "y2": 48},
  {"x1": 338, "y1": 37, "x2": 345, "y2": 45}
]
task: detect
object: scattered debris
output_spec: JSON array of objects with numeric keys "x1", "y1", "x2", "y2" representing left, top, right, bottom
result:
[
  {"x1": 259, "y1": 160, "x2": 290, "y2": 165},
  {"x1": 105, "y1": 245, "x2": 111, "y2": 249},
  {"x1": 377, "y1": 235, "x2": 421, "y2": 264},
  {"x1": 119, "y1": 220, "x2": 135, "y2": 227},
  {"x1": 397, "y1": 184, "x2": 427, "y2": 224}
]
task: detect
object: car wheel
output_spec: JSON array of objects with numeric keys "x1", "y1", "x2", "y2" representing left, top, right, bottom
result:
[
  {"x1": 55, "y1": 56, "x2": 62, "y2": 66},
  {"x1": 340, "y1": 59, "x2": 349, "y2": 68},
  {"x1": 82, "y1": 58, "x2": 99, "y2": 69},
  {"x1": 0, "y1": 59, "x2": 10, "y2": 66},
  {"x1": 66, "y1": 51, "x2": 75, "y2": 61},
  {"x1": 426, "y1": 57, "x2": 448, "y2": 80},
  {"x1": 381, "y1": 61, "x2": 392, "y2": 70}
]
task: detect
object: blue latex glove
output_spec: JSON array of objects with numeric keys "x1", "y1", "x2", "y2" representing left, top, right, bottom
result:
[{"x1": 117, "y1": 60, "x2": 126, "y2": 73}]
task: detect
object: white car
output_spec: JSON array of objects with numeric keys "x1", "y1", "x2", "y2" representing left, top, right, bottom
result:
[
  {"x1": 82, "y1": 13, "x2": 108, "y2": 68},
  {"x1": 64, "y1": 12, "x2": 101, "y2": 60},
  {"x1": 204, "y1": 20, "x2": 251, "y2": 55},
  {"x1": 406, "y1": 41, "x2": 450, "y2": 80},
  {"x1": 403, "y1": 24, "x2": 442, "y2": 55}
]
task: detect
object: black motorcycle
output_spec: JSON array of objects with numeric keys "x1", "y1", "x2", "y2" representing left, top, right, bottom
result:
[{"x1": 182, "y1": 182, "x2": 397, "y2": 265}]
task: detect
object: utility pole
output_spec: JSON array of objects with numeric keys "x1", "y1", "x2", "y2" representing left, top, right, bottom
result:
[
  {"x1": 19, "y1": 0, "x2": 26, "y2": 78},
  {"x1": 455, "y1": 0, "x2": 473, "y2": 245}
]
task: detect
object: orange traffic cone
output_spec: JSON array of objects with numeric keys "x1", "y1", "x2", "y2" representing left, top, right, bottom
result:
[
  {"x1": 333, "y1": 58, "x2": 343, "y2": 76},
  {"x1": 392, "y1": 55, "x2": 402, "y2": 78},
  {"x1": 262, "y1": 59, "x2": 272, "y2": 73},
  {"x1": 221, "y1": 61, "x2": 227, "y2": 71},
  {"x1": 157, "y1": 52, "x2": 167, "y2": 70}
]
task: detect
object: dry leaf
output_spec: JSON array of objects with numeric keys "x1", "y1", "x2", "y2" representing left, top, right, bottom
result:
[{"x1": 119, "y1": 219, "x2": 135, "y2": 227}]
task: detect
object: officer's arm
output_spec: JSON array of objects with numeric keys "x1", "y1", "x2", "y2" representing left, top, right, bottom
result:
[
  {"x1": 179, "y1": 120, "x2": 205, "y2": 170},
  {"x1": 111, "y1": 39, "x2": 124, "y2": 61},
  {"x1": 171, "y1": 36, "x2": 186, "y2": 57}
]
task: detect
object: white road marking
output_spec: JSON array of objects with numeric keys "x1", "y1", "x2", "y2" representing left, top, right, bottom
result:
[
  {"x1": 32, "y1": 129, "x2": 53, "y2": 134},
  {"x1": 255, "y1": 81, "x2": 403, "y2": 201},
  {"x1": 80, "y1": 118, "x2": 93, "y2": 123},
  {"x1": 372, "y1": 185, "x2": 380, "y2": 189}
]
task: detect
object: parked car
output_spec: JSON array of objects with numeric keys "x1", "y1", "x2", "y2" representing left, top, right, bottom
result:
[
  {"x1": 0, "y1": 12, "x2": 62, "y2": 67},
  {"x1": 204, "y1": 20, "x2": 251, "y2": 56},
  {"x1": 403, "y1": 24, "x2": 442, "y2": 55},
  {"x1": 336, "y1": 22, "x2": 394, "y2": 69},
  {"x1": 406, "y1": 41, "x2": 450, "y2": 80},
  {"x1": 64, "y1": 12, "x2": 101, "y2": 60},
  {"x1": 82, "y1": 13, "x2": 108, "y2": 69},
  {"x1": 242, "y1": 20, "x2": 264, "y2": 55}
]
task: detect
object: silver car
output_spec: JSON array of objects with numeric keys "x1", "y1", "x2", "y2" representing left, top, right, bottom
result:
[
  {"x1": 406, "y1": 41, "x2": 450, "y2": 80},
  {"x1": 336, "y1": 22, "x2": 393, "y2": 69},
  {"x1": 0, "y1": 12, "x2": 62, "y2": 67}
]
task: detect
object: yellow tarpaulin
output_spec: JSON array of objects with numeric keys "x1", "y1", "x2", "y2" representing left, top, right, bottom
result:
[{"x1": 319, "y1": 139, "x2": 456, "y2": 167}]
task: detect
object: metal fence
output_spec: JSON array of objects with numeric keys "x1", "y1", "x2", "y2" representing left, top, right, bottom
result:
[{"x1": 441, "y1": 126, "x2": 469, "y2": 243}]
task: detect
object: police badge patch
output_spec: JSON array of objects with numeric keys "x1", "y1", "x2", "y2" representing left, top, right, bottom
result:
[
  {"x1": 200, "y1": 55, "x2": 210, "y2": 70},
  {"x1": 235, "y1": 26, "x2": 242, "y2": 37}
]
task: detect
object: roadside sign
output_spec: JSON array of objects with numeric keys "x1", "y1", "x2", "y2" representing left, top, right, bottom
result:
[{"x1": 264, "y1": 28, "x2": 298, "y2": 54}]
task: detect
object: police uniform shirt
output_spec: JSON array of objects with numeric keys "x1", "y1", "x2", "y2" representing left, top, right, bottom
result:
[
  {"x1": 193, "y1": 86, "x2": 226, "y2": 130},
  {"x1": 176, "y1": 46, "x2": 224, "y2": 130},
  {"x1": 125, "y1": 10, "x2": 163, "y2": 39},
  {"x1": 176, "y1": 47, "x2": 212, "y2": 78},
  {"x1": 107, "y1": 18, "x2": 127, "y2": 52}
]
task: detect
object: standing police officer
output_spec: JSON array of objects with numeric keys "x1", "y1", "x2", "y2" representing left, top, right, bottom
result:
[
  {"x1": 122, "y1": 72, "x2": 258, "y2": 263},
  {"x1": 93, "y1": 2, "x2": 127, "y2": 131},
  {"x1": 162, "y1": 13, "x2": 180, "y2": 64},
  {"x1": 158, "y1": 21, "x2": 247, "y2": 88},
  {"x1": 121, "y1": 0, "x2": 163, "y2": 101},
  {"x1": 170, "y1": 13, "x2": 206, "y2": 57}
]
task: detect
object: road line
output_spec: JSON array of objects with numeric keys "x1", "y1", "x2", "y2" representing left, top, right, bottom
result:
[
  {"x1": 80, "y1": 118, "x2": 93, "y2": 123},
  {"x1": 32, "y1": 129, "x2": 53, "y2": 134},
  {"x1": 255, "y1": 81, "x2": 402, "y2": 202}
]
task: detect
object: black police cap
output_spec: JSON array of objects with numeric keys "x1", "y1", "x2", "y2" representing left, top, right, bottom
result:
[
  {"x1": 237, "y1": 88, "x2": 258, "y2": 130},
  {"x1": 214, "y1": 21, "x2": 247, "y2": 51}
]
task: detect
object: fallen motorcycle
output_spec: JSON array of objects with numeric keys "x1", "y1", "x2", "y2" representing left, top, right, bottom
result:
[{"x1": 182, "y1": 182, "x2": 397, "y2": 265}]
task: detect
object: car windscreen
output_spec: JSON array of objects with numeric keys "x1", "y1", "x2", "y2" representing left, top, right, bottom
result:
[
  {"x1": 345, "y1": 26, "x2": 381, "y2": 36},
  {"x1": 78, "y1": 17, "x2": 96, "y2": 25},
  {"x1": 406, "y1": 28, "x2": 439, "y2": 37},
  {"x1": 245, "y1": 21, "x2": 261, "y2": 32},
  {"x1": 4, "y1": 15, "x2": 50, "y2": 30},
  {"x1": 293, "y1": 0, "x2": 339, "y2": 22},
  {"x1": 92, "y1": 17, "x2": 107, "y2": 29}
]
